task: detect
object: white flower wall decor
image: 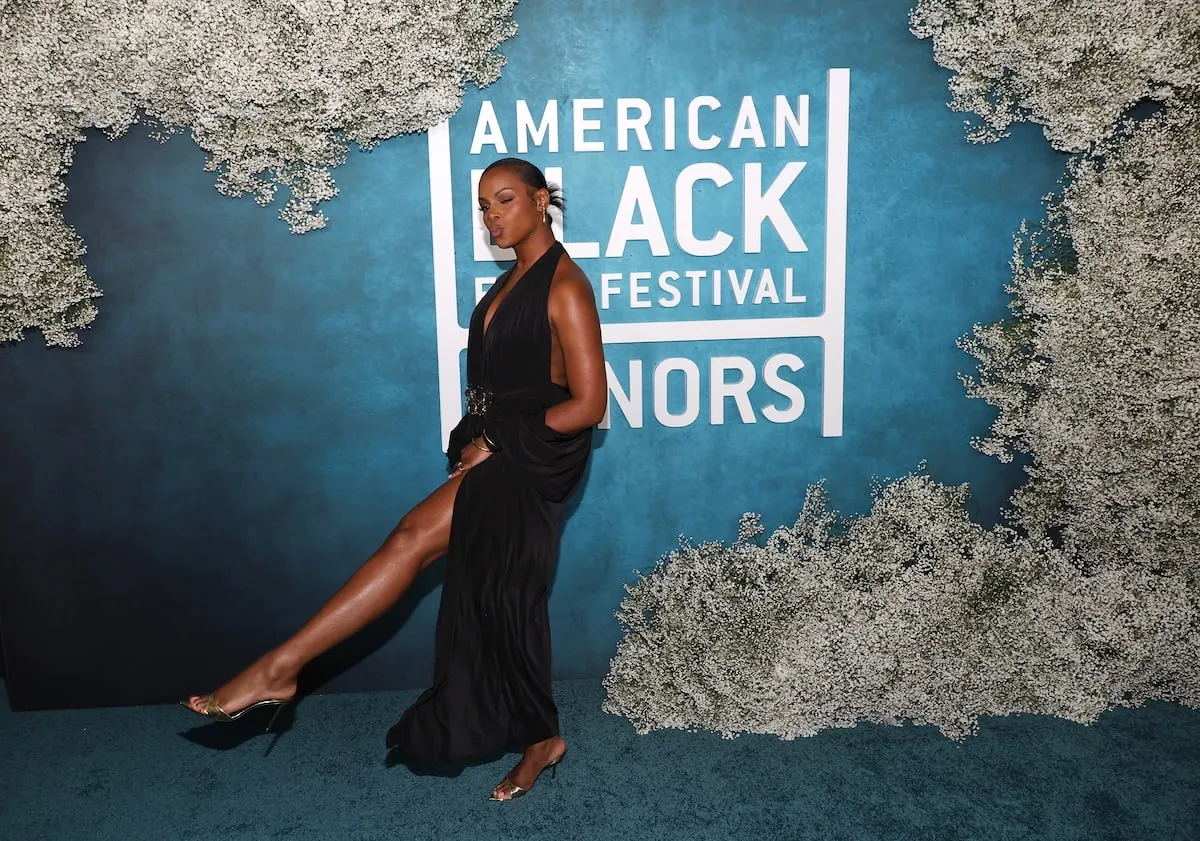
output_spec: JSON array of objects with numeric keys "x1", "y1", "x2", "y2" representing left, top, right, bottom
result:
[
  {"x1": 604, "y1": 0, "x2": 1200, "y2": 740},
  {"x1": 0, "y1": 0, "x2": 518, "y2": 346},
  {"x1": 605, "y1": 476, "x2": 1200, "y2": 740}
]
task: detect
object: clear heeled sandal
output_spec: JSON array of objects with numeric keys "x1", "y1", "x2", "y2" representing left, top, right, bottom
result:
[
  {"x1": 181, "y1": 695, "x2": 291, "y2": 732},
  {"x1": 490, "y1": 750, "x2": 566, "y2": 801}
]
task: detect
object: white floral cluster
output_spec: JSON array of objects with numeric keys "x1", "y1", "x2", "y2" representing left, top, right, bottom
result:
[
  {"x1": 0, "y1": 0, "x2": 518, "y2": 346},
  {"x1": 908, "y1": 0, "x2": 1199, "y2": 151},
  {"x1": 604, "y1": 475, "x2": 1200, "y2": 740},
  {"x1": 962, "y1": 105, "x2": 1200, "y2": 574},
  {"x1": 605, "y1": 0, "x2": 1200, "y2": 740}
]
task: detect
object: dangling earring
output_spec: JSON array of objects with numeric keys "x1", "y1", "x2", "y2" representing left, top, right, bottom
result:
[{"x1": 541, "y1": 205, "x2": 547, "y2": 224}]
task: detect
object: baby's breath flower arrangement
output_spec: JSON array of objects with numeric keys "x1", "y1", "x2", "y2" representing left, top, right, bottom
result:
[
  {"x1": 605, "y1": 476, "x2": 1200, "y2": 740},
  {"x1": 907, "y1": 0, "x2": 1198, "y2": 152},
  {"x1": 0, "y1": 0, "x2": 518, "y2": 346},
  {"x1": 917, "y1": 0, "x2": 1200, "y2": 577},
  {"x1": 605, "y1": 0, "x2": 1200, "y2": 740},
  {"x1": 962, "y1": 107, "x2": 1200, "y2": 576}
]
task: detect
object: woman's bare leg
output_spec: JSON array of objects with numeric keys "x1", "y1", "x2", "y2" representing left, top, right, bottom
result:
[{"x1": 186, "y1": 472, "x2": 464, "y2": 715}]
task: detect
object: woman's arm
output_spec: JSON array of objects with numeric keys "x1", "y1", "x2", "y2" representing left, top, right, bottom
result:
[{"x1": 545, "y1": 266, "x2": 607, "y2": 433}]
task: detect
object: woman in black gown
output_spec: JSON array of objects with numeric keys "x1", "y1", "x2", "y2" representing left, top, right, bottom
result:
[{"x1": 184, "y1": 158, "x2": 607, "y2": 801}]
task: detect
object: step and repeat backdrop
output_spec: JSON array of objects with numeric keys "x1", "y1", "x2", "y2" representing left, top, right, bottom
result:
[{"x1": 0, "y1": 0, "x2": 1062, "y2": 709}]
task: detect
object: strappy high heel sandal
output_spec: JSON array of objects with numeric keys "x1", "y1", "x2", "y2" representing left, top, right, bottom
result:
[
  {"x1": 181, "y1": 695, "x2": 291, "y2": 732},
  {"x1": 490, "y1": 749, "x2": 567, "y2": 801}
]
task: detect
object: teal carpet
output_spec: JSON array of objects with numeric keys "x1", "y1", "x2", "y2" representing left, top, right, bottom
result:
[{"x1": 2, "y1": 679, "x2": 1198, "y2": 841}]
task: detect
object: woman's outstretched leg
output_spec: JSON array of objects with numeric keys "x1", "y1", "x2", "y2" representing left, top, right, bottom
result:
[{"x1": 186, "y1": 472, "x2": 465, "y2": 715}]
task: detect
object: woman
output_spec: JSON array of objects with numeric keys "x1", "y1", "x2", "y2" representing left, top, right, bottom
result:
[{"x1": 184, "y1": 158, "x2": 607, "y2": 801}]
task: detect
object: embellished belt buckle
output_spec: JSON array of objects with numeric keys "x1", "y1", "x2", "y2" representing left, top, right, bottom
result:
[{"x1": 465, "y1": 385, "x2": 493, "y2": 416}]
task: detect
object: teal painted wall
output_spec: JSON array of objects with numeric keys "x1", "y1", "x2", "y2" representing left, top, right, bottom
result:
[{"x1": 0, "y1": 0, "x2": 1062, "y2": 709}]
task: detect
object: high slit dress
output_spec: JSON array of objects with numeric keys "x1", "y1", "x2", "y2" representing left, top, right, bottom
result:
[{"x1": 385, "y1": 241, "x2": 592, "y2": 763}]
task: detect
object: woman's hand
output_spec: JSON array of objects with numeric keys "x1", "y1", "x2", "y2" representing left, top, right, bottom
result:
[{"x1": 449, "y1": 437, "x2": 494, "y2": 478}]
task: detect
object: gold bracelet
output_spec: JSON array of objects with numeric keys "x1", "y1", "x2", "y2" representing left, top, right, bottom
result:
[
  {"x1": 471, "y1": 437, "x2": 493, "y2": 453},
  {"x1": 481, "y1": 428, "x2": 501, "y2": 452}
]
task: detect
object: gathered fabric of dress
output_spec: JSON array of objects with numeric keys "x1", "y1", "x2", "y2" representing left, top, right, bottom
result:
[{"x1": 386, "y1": 241, "x2": 592, "y2": 764}]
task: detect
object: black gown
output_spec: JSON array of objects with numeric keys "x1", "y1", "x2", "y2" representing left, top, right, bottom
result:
[{"x1": 385, "y1": 241, "x2": 592, "y2": 763}]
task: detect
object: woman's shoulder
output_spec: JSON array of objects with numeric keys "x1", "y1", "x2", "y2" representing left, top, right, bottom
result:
[
  {"x1": 549, "y1": 247, "x2": 592, "y2": 296},
  {"x1": 547, "y1": 247, "x2": 598, "y2": 320}
]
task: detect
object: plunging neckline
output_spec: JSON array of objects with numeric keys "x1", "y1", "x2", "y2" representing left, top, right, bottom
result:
[
  {"x1": 482, "y1": 266, "x2": 518, "y2": 342},
  {"x1": 481, "y1": 243, "x2": 561, "y2": 342}
]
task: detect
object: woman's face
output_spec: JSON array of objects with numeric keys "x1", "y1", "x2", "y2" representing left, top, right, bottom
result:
[{"x1": 478, "y1": 167, "x2": 546, "y2": 250}]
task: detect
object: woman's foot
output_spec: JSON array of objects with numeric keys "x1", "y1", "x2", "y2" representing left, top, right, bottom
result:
[
  {"x1": 185, "y1": 648, "x2": 299, "y2": 718},
  {"x1": 490, "y1": 735, "x2": 567, "y2": 801}
]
